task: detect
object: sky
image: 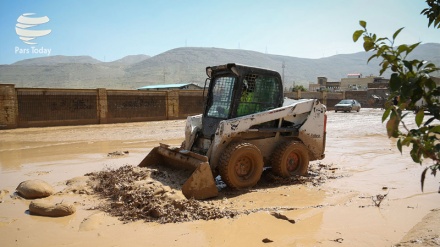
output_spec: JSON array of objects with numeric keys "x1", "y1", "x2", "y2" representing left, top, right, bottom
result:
[{"x1": 0, "y1": 0, "x2": 439, "y2": 64}]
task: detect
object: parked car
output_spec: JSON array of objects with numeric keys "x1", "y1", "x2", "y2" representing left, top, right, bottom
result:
[{"x1": 334, "y1": 99, "x2": 361, "y2": 112}]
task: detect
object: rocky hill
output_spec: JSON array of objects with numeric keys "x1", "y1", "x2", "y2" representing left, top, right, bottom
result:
[
  {"x1": 12, "y1": 55, "x2": 102, "y2": 66},
  {"x1": 0, "y1": 43, "x2": 439, "y2": 89}
]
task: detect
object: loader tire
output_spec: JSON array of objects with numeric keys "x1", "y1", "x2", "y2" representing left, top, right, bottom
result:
[
  {"x1": 218, "y1": 142, "x2": 263, "y2": 189},
  {"x1": 271, "y1": 141, "x2": 309, "y2": 177}
]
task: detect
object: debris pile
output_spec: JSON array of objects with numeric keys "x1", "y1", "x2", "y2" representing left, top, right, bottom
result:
[
  {"x1": 87, "y1": 165, "x2": 238, "y2": 224},
  {"x1": 85, "y1": 162, "x2": 341, "y2": 224}
]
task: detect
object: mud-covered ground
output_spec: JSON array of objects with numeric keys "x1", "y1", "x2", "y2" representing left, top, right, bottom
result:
[
  {"x1": 0, "y1": 108, "x2": 439, "y2": 247},
  {"x1": 84, "y1": 161, "x2": 339, "y2": 224}
]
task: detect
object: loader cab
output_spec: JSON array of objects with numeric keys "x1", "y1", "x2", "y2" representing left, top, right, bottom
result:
[{"x1": 202, "y1": 63, "x2": 283, "y2": 138}]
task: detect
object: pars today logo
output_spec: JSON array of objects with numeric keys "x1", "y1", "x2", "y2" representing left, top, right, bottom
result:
[{"x1": 15, "y1": 13, "x2": 52, "y2": 56}]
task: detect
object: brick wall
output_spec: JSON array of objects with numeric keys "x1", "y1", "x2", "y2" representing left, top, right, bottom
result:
[
  {"x1": 16, "y1": 88, "x2": 99, "y2": 127},
  {"x1": 0, "y1": 84, "x2": 18, "y2": 129},
  {"x1": 345, "y1": 91, "x2": 369, "y2": 106},
  {"x1": 106, "y1": 90, "x2": 167, "y2": 123},
  {"x1": 0, "y1": 84, "x2": 389, "y2": 129}
]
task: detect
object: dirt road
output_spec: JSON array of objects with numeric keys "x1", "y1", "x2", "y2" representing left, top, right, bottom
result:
[{"x1": 0, "y1": 108, "x2": 438, "y2": 246}]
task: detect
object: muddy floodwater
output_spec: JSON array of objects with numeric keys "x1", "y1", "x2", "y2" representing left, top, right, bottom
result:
[{"x1": 0, "y1": 108, "x2": 439, "y2": 246}]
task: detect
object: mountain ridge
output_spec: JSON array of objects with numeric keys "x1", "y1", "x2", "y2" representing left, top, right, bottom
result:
[{"x1": 1, "y1": 43, "x2": 439, "y2": 89}]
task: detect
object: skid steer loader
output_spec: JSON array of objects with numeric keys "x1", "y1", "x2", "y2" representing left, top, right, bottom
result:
[{"x1": 139, "y1": 63, "x2": 327, "y2": 199}]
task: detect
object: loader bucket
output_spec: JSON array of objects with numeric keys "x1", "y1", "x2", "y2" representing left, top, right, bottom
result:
[{"x1": 138, "y1": 143, "x2": 218, "y2": 200}]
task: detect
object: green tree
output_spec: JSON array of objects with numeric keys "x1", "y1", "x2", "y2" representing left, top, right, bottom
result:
[
  {"x1": 292, "y1": 85, "x2": 307, "y2": 92},
  {"x1": 353, "y1": 3, "x2": 440, "y2": 191},
  {"x1": 421, "y1": 0, "x2": 440, "y2": 29}
]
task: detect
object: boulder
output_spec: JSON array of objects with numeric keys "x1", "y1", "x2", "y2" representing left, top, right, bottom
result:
[
  {"x1": 16, "y1": 180, "x2": 55, "y2": 199},
  {"x1": 29, "y1": 200, "x2": 76, "y2": 217}
]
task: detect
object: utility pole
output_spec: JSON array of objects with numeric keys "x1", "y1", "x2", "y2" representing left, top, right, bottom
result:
[{"x1": 282, "y1": 61, "x2": 285, "y2": 83}]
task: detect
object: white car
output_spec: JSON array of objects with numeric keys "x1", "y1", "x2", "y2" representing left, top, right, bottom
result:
[{"x1": 334, "y1": 99, "x2": 361, "y2": 112}]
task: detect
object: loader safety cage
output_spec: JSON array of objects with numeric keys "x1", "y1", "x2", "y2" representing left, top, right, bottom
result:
[{"x1": 203, "y1": 64, "x2": 283, "y2": 138}]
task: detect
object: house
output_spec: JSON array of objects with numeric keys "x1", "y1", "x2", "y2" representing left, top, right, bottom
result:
[
  {"x1": 137, "y1": 83, "x2": 203, "y2": 91},
  {"x1": 309, "y1": 77, "x2": 341, "y2": 92},
  {"x1": 340, "y1": 74, "x2": 389, "y2": 91}
]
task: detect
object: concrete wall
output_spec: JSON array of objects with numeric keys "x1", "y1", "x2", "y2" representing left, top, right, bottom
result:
[
  {"x1": 284, "y1": 91, "x2": 343, "y2": 109},
  {"x1": 0, "y1": 84, "x2": 18, "y2": 129},
  {"x1": 345, "y1": 90, "x2": 369, "y2": 107},
  {"x1": 340, "y1": 77, "x2": 374, "y2": 91},
  {"x1": 0, "y1": 84, "x2": 389, "y2": 129},
  {"x1": 15, "y1": 88, "x2": 99, "y2": 128},
  {"x1": 0, "y1": 85, "x2": 206, "y2": 129}
]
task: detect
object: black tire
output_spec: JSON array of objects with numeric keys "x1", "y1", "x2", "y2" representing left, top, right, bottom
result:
[
  {"x1": 271, "y1": 141, "x2": 310, "y2": 177},
  {"x1": 218, "y1": 142, "x2": 264, "y2": 189},
  {"x1": 335, "y1": 110, "x2": 337, "y2": 112}
]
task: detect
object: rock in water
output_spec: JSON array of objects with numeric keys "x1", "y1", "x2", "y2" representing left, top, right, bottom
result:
[
  {"x1": 29, "y1": 200, "x2": 76, "y2": 217},
  {"x1": 16, "y1": 180, "x2": 55, "y2": 199}
]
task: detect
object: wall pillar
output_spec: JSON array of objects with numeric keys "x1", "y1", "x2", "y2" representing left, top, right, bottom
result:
[
  {"x1": 97, "y1": 88, "x2": 108, "y2": 124},
  {"x1": 167, "y1": 90, "x2": 179, "y2": 119},
  {"x1": 322, "y1": 91, "x2": 328, "y2": 106},
  {"x1": 0, "y1": 84, "x2": 18, "y2": 129}
]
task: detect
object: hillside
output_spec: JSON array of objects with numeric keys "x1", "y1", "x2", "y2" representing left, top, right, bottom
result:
[
  {"x1": 106, "y1": 54, "x2": 151, "y2": 66},
  {"x1": 0, "y1": 44, "x2": 439, "y2": 89},
  {"x1": 12, "y1": 55, "x2": 102, "y2": 66}
]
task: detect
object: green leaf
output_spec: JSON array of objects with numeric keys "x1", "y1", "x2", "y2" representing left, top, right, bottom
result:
[
  {"x1": 425, "y1": 117, "x2": 435, "y2": 126},
  {"x1": 367, "y1": 54, "x2": 377, "y2": 63},
  {"x1": 353, "y1": 30, "x2": 364, "y2": 42},
  {"x1": 359, "y1": 20, "x2": 367, "y2": 28},
  {"x1": 403, "y1": 60, "x2": 413, "y2": 71},
  {"x1": 392, "y1": 27, "x2": 404, "y2": 40},
  {"x1": 431, "y1": 125, "x2": 440, "y2": 133},
  {"x1": 401, "y1": 112, "x2": 410, "y2": 121},
  {"x1": 426, "y1": 78, "x2": 436, "y2": 90},
  {"x1": 421, "y1": 167, "x2": 428, "y2": 191},
  {"x1": 415, "y1": 109, "x2": 424, "y2": 127},
  {"x1": 382, "y1": 108, "x2": 391, "y2": 122},
  {"x1": 407, "y1": 42, "x2": 420, "y2": 54},
  {"x1": 401, "y1": 136, "x2": 412, "y2": 146},
  {"x1": 424, "y1": 62, "x2": 437, "y2": 69},
  {"x1": 397, "y1": 44, "x2": 408, "y2": 54},
  {"x1": 416, "y1": 60, "x2": 425, "y2": 70},
  {"x1": 380, "y1": 61, "x2": 390, "y2": 75},
  {"x1": 363, "y1": 40, "x2": 374, "y2": 51},
  {"x1": 397, "y1": 138, "x2": 403, "y2": 153},
  {"x1": 410, "y1": 146, "x2": 421, "y2": 163},
  {"x1": 389, "y1": 73, "x2": 401, "y2": 91},
  {"x1": 386, "y1": 112, "x2": 399, "y2": 138}
]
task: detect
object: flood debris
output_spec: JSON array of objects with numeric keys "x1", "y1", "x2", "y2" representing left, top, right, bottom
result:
[
  {"x1": 331, "y1": 238, "x2": 344, "y2": 243},
  {"x1": 107, "y1": 151, "x2": 129, "y2": 157},
  {"x1": 86, "y1": 165, "x2": 239, "y2": 224},
  {"x1": 83, "y1": 161, "x2": 341, "y2": 224},
  {"x1": 372, "y1": 192, "x2": 388, "y2": 207},
  {"x1": 262, "y1": 238, "x2": 274, "y2": 243},
  {"x1": 270, "y1": 212, "x2": 296, "y2": 224}
]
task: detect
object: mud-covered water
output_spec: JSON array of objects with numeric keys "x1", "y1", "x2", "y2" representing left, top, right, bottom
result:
[{"x1": 0, "y1": 109, "x2": 438, "y2": 247}]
